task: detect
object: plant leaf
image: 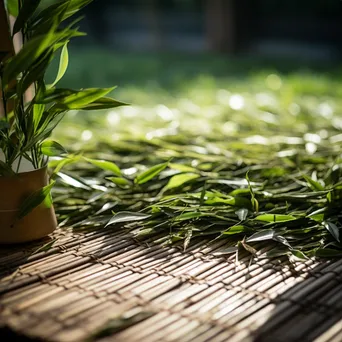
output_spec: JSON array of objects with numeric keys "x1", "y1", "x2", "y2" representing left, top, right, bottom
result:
[
  {"x1": 106, "y1": 177, "x2": 131, "y2": 188},
  {"x1": 49, "y1": 155, "x2": 81, "y2": 179},
  {"x1": 213, "y1": 247, "x2": 238, "y2": 256},
  {"x1": 84, "y1": 158, "x2": 121, "y2": 176},
  {"x1": 56, "y1": 87, "x2": 116, "y2": 109},
  {"x1": 222, "y1": 225, "x2": 249, "y2": 235},
  {"x1": 255, "y1": 214, "x2": 297, "y2": 222},
  {"x1": 246, "y1": 230, "x2": 275, "y2": 242},
  {"x1": 175, "y1": 211, "x2": 204, "y2": 221},
  {"x1": 33, "y1": 104, "x2": 45, "y2": 133},
  {"x1": 79, "y1": 96, "x2": 128, "y2": 110},
  {"x1": 134, "y1": 162, "x2": 168, "y2": 185},
  {"x1": 2, "y1": 27, "x2": 57, "y2": 86},
  {"x1": 13, "y1": 0, "x2": 41, "y2": 35},
  {"x1": 165, "y1": 173, "x2": 199, "y2": 190},
  {"x1": 290, "y1": 249, "x2": 308, "y2": 260},
  {"x1": 17, "y1": 181, "x2": 55, "y2": 220},
  {"x1": 6, "y1": 0, "x2": 19, "y2": 16},
  {"x1": 169, "y1": 163, "x2": 197, "y2": 172},
  {"x1": 323, "y1": 221, "x2": 340, "y2": 243},
  {"x1": 105, "y1": 211, "x2": 151, "y2": 227},
  {"x1": 41, "y1": 140, "x2": 67, "y2": 156},
  {"x1": 50, "y1": 41, "x2": 69, "y2": 87},
  {"x1": 303, "y1": 174, "x2": 324, "y2": 191},
  {"x1": 235, "y1": 208, "x2": 248, "y2": 221},
  {"x1": 315, "y1": 248, "x2": 342, "y2": 258}
]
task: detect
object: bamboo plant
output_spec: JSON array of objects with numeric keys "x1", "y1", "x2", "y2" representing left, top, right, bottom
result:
[{"x1": 0, "y1": 0, "x2": 125, "y2": 175}]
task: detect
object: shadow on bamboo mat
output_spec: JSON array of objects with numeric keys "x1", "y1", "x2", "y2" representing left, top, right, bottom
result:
[{"x1": 1, "y1": 228, "x2": 342, "y2": 342}]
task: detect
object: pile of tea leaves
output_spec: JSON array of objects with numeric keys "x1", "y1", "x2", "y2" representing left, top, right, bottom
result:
[{"x1": 51, "y1": 52, "x2": 342, "y2": 261}]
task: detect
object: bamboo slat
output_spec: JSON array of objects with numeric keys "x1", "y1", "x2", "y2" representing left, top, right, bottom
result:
[{"x1": 1, "y1": 227, "x2": 342, "y2": 342}]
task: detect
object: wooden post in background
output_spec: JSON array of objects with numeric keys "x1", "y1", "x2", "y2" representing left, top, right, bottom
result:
[
  {"x1": 0, "y1": 0, "x2": 14, "y2": 117},
  {"x1": 205, "y1": 0, "x2": 237, "y2": 53}
]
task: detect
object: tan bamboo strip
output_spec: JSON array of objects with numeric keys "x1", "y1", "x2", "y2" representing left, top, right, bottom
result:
[
  {"x1": 1, "y1": 227, "x2": 342, "y2": 342},
  {"x1": 314, "y1": 319, "x2": 342, "y2": 342}
]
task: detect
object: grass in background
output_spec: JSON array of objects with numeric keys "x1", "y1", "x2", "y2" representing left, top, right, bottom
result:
[{"x1": 51, "y1": 49, "x2": 342, "y2": 261}]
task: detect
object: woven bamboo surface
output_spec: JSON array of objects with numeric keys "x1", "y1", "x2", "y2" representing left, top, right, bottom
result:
[{"x1": 1, "y1": 227, "x2": 342, "y2": 342}]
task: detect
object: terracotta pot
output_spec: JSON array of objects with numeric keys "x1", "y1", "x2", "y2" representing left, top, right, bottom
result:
[{"x1": 0, "y1": 167, "x2": 57, "y2": 244}]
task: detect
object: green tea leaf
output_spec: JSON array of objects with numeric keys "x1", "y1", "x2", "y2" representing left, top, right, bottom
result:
[
  {"x1": 84, "y1": 158, "x2": 121, "y2": 176},
  {"x1": 33, "y1": 104, "x2": 45, "y2": 133},
  {"x1": 315, "y1": 248, "x2": 342, "y2": 258},
  {"x1": 135, "y1": 162, "x2": 168, "y2": 184},
  {"x1": 303, "y1": 174, "x2": 324, "y2": 191},
  {"x1": 17, "y1": 181, "x2": 55, "y2": 220},
  {"x1": 205, "y1": 196, "x2": 252, "y2": 208},
  {"x1": 56, "y1": 87, "x2": 116, "y2": 109},
  {"x1": 19, "y1": 48, "x2": 54, "y2": 95},
  {"x1": 246, "y1": 171, "x2": 259, "y2": 212},
  {"x1": 290, "y1": 249, "x2": 308, "y2": 260},
  {"x1": 213, "y1": 247, "x2": 238, "y2": 256},
  {"x1": 255, "y1": 214, "x2": 297, "y2": 222},
  {"x1": 13, "y1": 0, "x2": 41, "y2": 35},
  {"x1": 49, "y1": 155, "x2": 81, "y2": 179},
  {"x1": 165, "y1": 173, "x2": 199, "y2": 190},
  {"x1": 50, "y1": 41, "x2": 69, "y2": 87},
  {"x1": 235, "y1": 208, "x2": 248, "y2": 221},
  {"x1": 246, "y1": 230, "x2": 275, "y2": 242},
  {"x1": 78, "y1": 97, "x2": 128, "y2": 110},
  {"x1": 175, "y1": 211, "x2": 204, "y2": 221},
  {"x1": 308, "y1": 208, "x2": 326, "y2": 223},
  {"x1": 106, "y1": 177, "x2": 131, "y2": 188},
  {"x1": 41, "y1": 140, "x2": 67, "y2": 156},
  {"x1": 323, "y1": 221, "x2": 340, "y2": 243},
  {"x1": 222, "y1": 225, "x2": 248, "y2": 235},
  {"x1": 2, "y1": 27, "x2": 57, "y2": 86},
  {"x1": 106, "y1": 211, "x2": 151, "y2": 227},
  {"x1": 6, "y1": 0, "x2": 19, "y2": 16}
]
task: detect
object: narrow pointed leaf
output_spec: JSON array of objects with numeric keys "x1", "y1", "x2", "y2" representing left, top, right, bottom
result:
[
  {"x1": 6, "y1": 0, "x2": 19, "y2": 16},
  {"x1": 79, "y1": 97, "x2": 128, "y2": 110},
  {"x1": 290, "y1": 249, "x2": 308, "y2": 260},
  {"x1": 17, "y1": 181, "x2": 55, "y2": 219},
  {"x1": 106, "y1": 211, "x2": 151, "y2": 227},
  {"x1": 13, "y1": 0, "x2": 41, "y2": 35},
  {"x1": 303, "y1": 174, "x2": 324, "y2": 191},
  {"x1": 50, "y1": 42, "x2": 69, "y2": 87},
  {"x1": 84, "y1": 158, "x2": 121, "y2": 176},
  {"x1": 106, "y1": 177, "x2": 131, "y2": 188},
  {"x1": 213, "y1": 247, "x2": 238, "y2": 256},
  {"x1": 235, "y1": 208, "x2": 248, "y2": 221},
  {"x1": 56, "y1": 87, "x2": 116, "y2": 109},
  {"x1": 255, "y1": 214, "x2": 297, "y2": 222},
  {"x1": 323, "y1": 221, "x2": 340, "y2": 242},
  {"x1": 41, "y1": 140, "x2": 67, "y2": 156},
  {"x1": 165, "y1": 173, "x2": 199, "y2": 190},
  {"x1": 246, "y1": 230, "x2": 275, "y2": 242},
  {"x1": 135, "y1": 162, "x2": 168, "y2": 184}
]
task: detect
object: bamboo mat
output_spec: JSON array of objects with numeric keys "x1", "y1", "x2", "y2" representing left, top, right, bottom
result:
[{"x1": 1, "y1": 227, "x2": 342, "y2": 342}]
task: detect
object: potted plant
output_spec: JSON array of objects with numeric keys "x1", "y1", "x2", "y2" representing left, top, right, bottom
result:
[{"x1": 0, "y1": 0, "x2": 125, "y2": 243}]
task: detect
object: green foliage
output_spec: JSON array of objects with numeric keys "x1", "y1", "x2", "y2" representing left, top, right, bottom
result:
[
  {"x1": 17, "y1": 181, "x2": 55, "y2": 220},
  {"x1": 47, "y1": 50, "x2": 342, "y2": 261},
  {"x1": 0, "y1": 0, "x2": 125, "y2": 174},
  {"x1": 0, "y1": 0, "x2": 126, "y2": 220}
]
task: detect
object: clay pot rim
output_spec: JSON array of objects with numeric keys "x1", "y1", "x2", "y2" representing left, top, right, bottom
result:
[{"x1": 0, "y1": 165, "x2": 48, "y2": 179}]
